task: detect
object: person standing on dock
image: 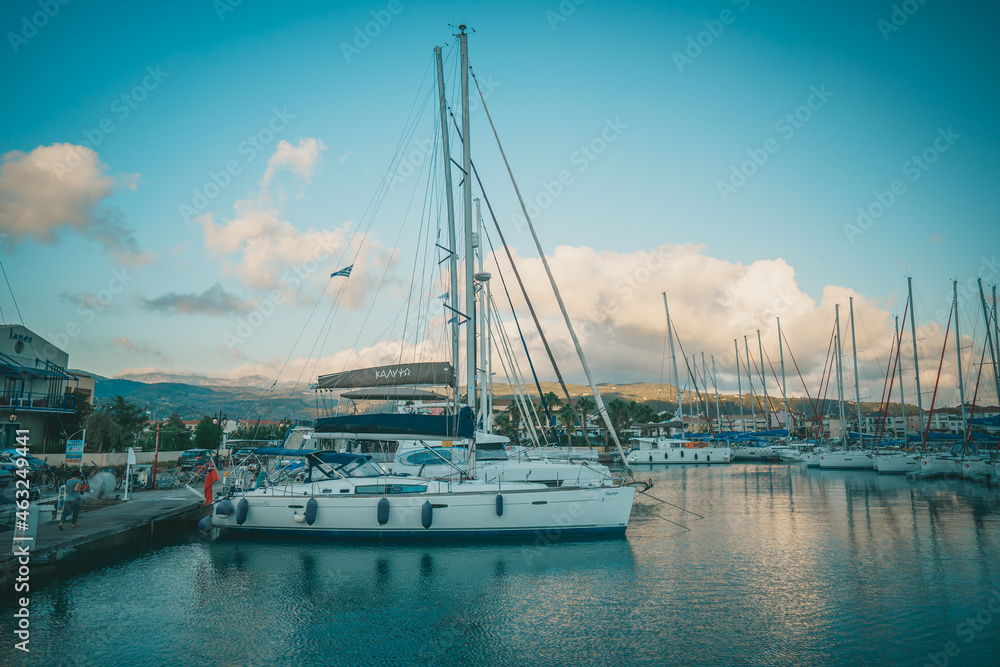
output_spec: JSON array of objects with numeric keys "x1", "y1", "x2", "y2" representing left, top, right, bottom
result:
[{"x1": 59, "y1": 470, "x2": 84, "y2": 530}]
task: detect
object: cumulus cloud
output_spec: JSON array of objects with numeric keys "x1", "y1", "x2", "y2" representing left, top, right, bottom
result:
[
  {"x1": 0, "y1": 144, "x2": 147, "y2": 261},
  {"x1": 198, "y1": 138, "x2": 392, "y2": 307},
  {"x1": 141, "y1": 283, "x2": 251, "y2": 315},
  {"x1": 261, "y1": 138, "x2": 327, "y2": 187},
  {"x1": 484, "y1": 243, "x2": 975, "y2": 406}
]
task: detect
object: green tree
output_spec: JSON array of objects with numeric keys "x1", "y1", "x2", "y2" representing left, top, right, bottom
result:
[
  {"x1": 558, "y1": 404, "x2": 576, "y2": 446},
  {"x1": 576, "y1": 395, "x2": 596, "y2": 446},
  {"x1": 193, "y1": 415, "x2": 221, "y2": 450},
  {"x1": 84, "y1": 410, "x2": 128, "y2": 452},
  {"x1": 160, "y1": 412, "x2": 192, "y2": 451},
  {"x1": 104, "y1": 395, "x2": 147, "y2": 445}
]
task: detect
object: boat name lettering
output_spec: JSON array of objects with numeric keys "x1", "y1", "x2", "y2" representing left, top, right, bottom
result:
[{"x1": 374, "y1": 367, "x2": 411, "y2": 379}]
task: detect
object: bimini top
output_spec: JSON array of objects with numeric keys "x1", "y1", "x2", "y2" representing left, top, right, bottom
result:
[{"x1": 313, "y1": 407, "x2": 475, "y2": 439}]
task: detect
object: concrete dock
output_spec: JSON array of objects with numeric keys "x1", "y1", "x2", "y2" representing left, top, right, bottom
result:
[{"x1": 1, "y1": 487, "x2": 210, "y2": 587}]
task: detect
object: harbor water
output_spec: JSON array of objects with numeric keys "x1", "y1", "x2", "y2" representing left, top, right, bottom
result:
[{"x1": 4, "y1": 464, "x2": 999, "y2": 666}]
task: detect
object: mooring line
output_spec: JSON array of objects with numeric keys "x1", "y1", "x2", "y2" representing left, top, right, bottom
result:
[{"x1": 638, "y1": 489, "x2": 705, "y2": 520}]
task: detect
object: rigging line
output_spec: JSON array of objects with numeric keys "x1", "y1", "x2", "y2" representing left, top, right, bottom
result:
[
  {"x1": 873, "y1": 303, "x2": 909, "y2": 447},
  {"x1": 921, "y1": 302, "x2": 953, "y2": 454},
  {"x1": 0, "y1": 257, "x2": 24, "y2": 326},
  {"x1": 759, "y1": 347, "x2": 785, "y2": 422},
  {"x1": 633, "y1": 504, "x2": 692, "y2": 531},
  {"x1": 963, "y1": 342, "x2": 988, "y2": 453},
  {"x1": 451, "y1": 114, "x2": 564, "y2": 426},
  {"x1": 327, "y1": 106, "x2": 433, "y2": 374},
  {"x1": 781, "y1": 329, "x2": 822, "y2": 425},
  {"x1": 478, "y1": 193, "x2": 554, "y2": 425},
  {"x1": 397, "y1": 133, "x2": 436, "y2": 365},
  {"x1": 636, "y1": 489, "x2": 705, "y2": 519},
  {"x1": 490, "y1": 301, "x2": 541, "y2": 447},
  {"x1": 471, "y1": 65, "x2": 635, "y2": 475},
  {"x1": 489, "y1": 291, "x2": 547, "y2": 443}
]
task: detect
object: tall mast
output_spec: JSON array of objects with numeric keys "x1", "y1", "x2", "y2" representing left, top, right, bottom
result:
[
  {"x1": 953, "y1": 280, "x2": 968, "y2": 454},
  {"x1": 757, "y1": 329, "x2": 768, "y2": 429},
  {"x1": 745, "y1": 335, "x2": 755, "y2": 432},
  {"x1": 712, "y1": 355, "x2": 721, "y2": 431},
  {"x1": 475, "y1": 198, "x2": 492, "y2": 432},
  {"x1": 701, "y1": 352, "x2": 710, "y2": 431},
  {"x1": 896, "y1": 316, "x2": 906, "y2": 437},
  {"x1": 434, "y1": 45, "x2": 460, "y2": 414},
  {"x1": 835, "y1": 304, "x2": 846, "y2": 444},
  {"x1": 908, "y1": 276, "x2": 924, "y2": 440},
  {"x1": 664, "y1": 293, "x2": 681, "y2": 431},
  {"x1": 978, "y1": 278, "x2": 1000, "y2": 409},
  {"x1": 778, "y1": 317, "x2": 789, "y2": 439},
  {"x1": 459, "y1": 26, "x2": 475, "y2": 412},
  {"x1": 735, "y1": 339, "x2": 744, "y2": 431},
  {"x1": 849, "y1": 297, "x2": 862, "y2": 447}
]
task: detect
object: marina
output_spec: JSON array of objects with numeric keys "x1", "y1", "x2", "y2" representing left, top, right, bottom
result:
[
  {"x1": 4, "y1": 463, "x2": 999, "y2": 666},
  {"x1": 2, "y1": 2, "x2": 998, "y2": 666}
]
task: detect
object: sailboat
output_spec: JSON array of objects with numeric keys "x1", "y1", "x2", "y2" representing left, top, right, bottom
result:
[
  {"x1": 208, "y1": 26, "x2": 638, "y2": 540},
  {"x1": 875, "y1": 277, "x2": 922, "y2": 474},
  {"x1": 820, "y1": 299, "x2": 874, "y2": 469},
  {"x1": 625, "y1": 293, "x2": 732, "y2": 465}
]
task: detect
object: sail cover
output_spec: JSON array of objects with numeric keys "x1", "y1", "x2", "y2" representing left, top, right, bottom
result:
[
  {"x1": 316, "y1": 362, "x2": 454, "y2": 389},
  {"x1": 313, "y1": 407, "x2": 475, "y2": 438}
]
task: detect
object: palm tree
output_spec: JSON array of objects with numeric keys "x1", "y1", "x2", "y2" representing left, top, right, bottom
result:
[
  {"x1": 558, "y1": 404, "x2": 576, "y2": 446},
  {"x1": 576, "y1": 395, "x2": 596, "y2": 447}
]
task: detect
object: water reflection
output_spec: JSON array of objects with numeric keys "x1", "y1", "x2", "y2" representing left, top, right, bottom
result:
[{"x1": 3, "y1": 466, "x2": 998, "y2": 666}]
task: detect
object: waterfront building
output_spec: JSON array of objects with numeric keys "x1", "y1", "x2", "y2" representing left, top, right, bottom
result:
[{"x1": 0, "y1": 324, "x2": 92, "y2": 448}]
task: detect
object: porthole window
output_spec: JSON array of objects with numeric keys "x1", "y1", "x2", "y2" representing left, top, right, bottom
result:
[{"x1": 14, "y1": 341, "x2": 23, "y2": 354}]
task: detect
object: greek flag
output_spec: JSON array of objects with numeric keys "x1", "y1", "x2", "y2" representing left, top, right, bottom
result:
[{"x1": 331, "y1": 265, "x2": 353, "y2": 278}]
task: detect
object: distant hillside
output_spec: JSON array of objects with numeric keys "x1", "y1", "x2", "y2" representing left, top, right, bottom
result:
[{"x1": 84, "y1": 372, "x2": 317, "y2": 421}]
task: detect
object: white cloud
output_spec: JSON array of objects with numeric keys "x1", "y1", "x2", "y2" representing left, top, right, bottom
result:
[
  {"x1": 0, "y1": 143, "x2": 147, "y2": 262},
  {"x1": 339, "y1": 150, "x2": 352, "y2": 165},
  {"x1": 261, "y1": 138, "x2": 327, "y2": 187},
  {"x1": 199, "y1": 139, "x2": 393, "y2": 307}
]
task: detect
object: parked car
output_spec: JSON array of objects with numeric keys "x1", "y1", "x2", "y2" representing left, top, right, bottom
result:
[
  {"x1": 0, "y1": 450, "x2": 46, "y2": 472},
  {"x1": 177, "y1": 449, "x2": 214, "y2": 470}
]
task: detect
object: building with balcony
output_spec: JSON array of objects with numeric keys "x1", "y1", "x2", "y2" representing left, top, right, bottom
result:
[{"x1": 1, "y1": 324, "x2": 91, "y2": 447}]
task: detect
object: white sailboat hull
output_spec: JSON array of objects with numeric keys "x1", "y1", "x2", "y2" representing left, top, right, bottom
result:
[
  {"x1": 963, "y1": 460, "x2": 996, "y2": 479},
  {"x1": 212, "y1": 481, "x2": 635, "y2": 539},
  {"x1": 819, "y1": 452, "x2": 874, "y2": 469},
  {"x1": 874, "y1": 454, "x2": 920, "y2": 474},
  {"x1": 918, "y1": 457, "x2": 963, "y2": 476},
  {"x1": 625, "y1": 446, "x2": 732, "y2": 465}
]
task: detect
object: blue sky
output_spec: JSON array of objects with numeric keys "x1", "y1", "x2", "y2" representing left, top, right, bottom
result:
[{"x1": 1, "y1": 0, "x2": 998, "y2": 405}]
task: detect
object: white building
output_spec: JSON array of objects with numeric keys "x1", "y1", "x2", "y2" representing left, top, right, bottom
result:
[{"x1": 1, "y1": 325, "x2": 91, "y2": 448}]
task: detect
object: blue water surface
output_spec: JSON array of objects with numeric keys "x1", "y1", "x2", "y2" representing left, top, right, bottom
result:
[{"x1": 3, "y1": 464, "x2": 999, "y2": 666}]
